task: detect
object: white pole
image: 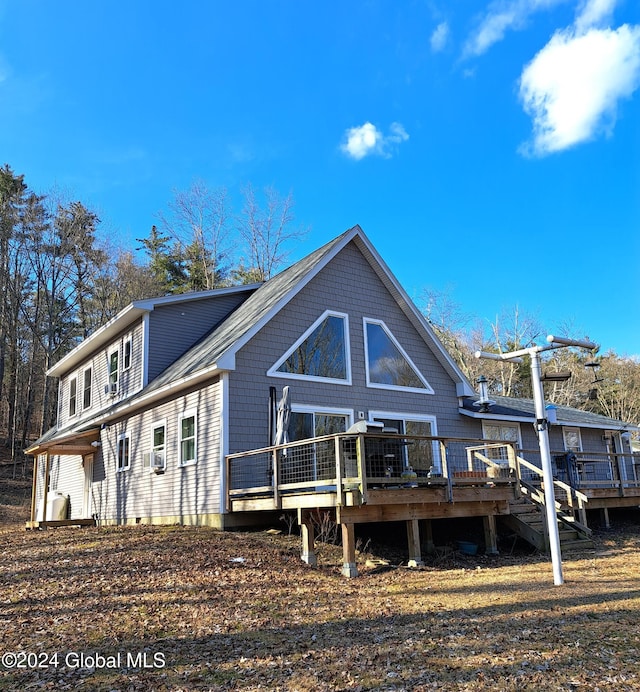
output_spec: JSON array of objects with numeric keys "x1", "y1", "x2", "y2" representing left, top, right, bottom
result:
[{"x1": 529, "y1": 348, "x2": 564, "y2": 585}]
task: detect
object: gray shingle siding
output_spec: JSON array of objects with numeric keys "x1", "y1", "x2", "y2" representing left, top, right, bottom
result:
[{"x1": 228, "y1": 241, "x2": 466, "y2": 454}]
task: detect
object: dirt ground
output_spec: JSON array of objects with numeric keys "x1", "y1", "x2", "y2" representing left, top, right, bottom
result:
[{"x1": 1, "y1": 484, "x2": 640, "y2": 692}]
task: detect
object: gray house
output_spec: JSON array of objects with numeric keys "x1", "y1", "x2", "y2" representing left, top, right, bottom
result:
[{"x1": 26, "y1": 226, "x2": 638, "y2": 568}]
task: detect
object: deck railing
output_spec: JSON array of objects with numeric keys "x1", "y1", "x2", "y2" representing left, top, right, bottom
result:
[{"x1": 226, "y1": 433, "x2": 520, "y2": 510}]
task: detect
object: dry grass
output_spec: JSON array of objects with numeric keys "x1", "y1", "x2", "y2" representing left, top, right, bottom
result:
[{"x1": 1, "y1": 515, "x2": 639, "y2": 691}]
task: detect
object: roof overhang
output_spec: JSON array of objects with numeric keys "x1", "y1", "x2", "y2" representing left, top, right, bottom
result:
[
  {"x1": 25, "y1": 428, "x2": 101, "y2": 457},
  {"x1": 459, "y1": 406, "x2": 640, "y2": 432}
]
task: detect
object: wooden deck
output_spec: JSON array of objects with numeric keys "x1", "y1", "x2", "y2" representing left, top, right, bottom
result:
[{"x1": 226, "y1": 433, "x2": 640, "y2": 575}]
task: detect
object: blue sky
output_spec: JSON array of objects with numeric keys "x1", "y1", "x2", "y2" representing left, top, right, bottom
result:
[{"x1": 1, "y1": 0, "x2": 638, "y2": 356}]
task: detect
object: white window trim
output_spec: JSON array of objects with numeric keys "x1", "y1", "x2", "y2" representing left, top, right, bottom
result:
[
  {"x1": 123, "y1": 336, "x2": 132, "y2": 371},
  {"x1": 363, "y1": 318, "x2": 434, "y2": 394},
  {"x1": 291, "y1": 405, "x2": 354, "y2": 432},
  {"x1": 117, "y1": 432, "x2": 131, "y2": 472},
  {"x1": 178, "y1": 408, "x2": 198, "y2": 467},
  {"x1": 149, "y1": 419, "x2": 167, "y2": 472},
  {"x1": 267, "y1": 310, "x2": 352, "y2": 385},
  {"x1": 82, "y1": 366, "x2": 93, "y2": 411},
  {"x1": 481, "y1": 421, "x2": 522, "y2": 448},
  {"x1": 368, "y1": 410, "x2": 440, "y2": 472},
  {"x1": 368, "y1": 410, "x2": 438, "y2": 434},
  {"x1": 562, "y1": 426, "x2": 583, "y2": 452},
  {"x1": 68, "y1": 375, "x2": 78, "y2": 417},
  {"x1": 108, "y1": 347, "x2": 119, "y2": 387}
]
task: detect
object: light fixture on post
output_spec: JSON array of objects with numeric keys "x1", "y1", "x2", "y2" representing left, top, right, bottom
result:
[{"x1": 475, "y1": 334, "x2": 598, "y2": 587}]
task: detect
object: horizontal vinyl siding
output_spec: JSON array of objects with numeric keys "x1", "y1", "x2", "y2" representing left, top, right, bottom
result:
[
  {"x1": 57, "y1": 320, "x2": 145, "y2": 429},
  {"x1": 147, "y1": 294, "x2": 249, "y2": 382},
  {"x1": 90, "y1": 377, "x2": 222, "y2": 523},
  {"x1": 229, "y1": 241, "x2": 470, "y2": 455},
  {"x1": 48, "y1": 454, "x2": 86, "y2": 519}
]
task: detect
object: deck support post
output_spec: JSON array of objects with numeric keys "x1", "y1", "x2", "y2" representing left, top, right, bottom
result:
[
  {"x1": 29, "y1": 454, "x2": 39, "y2": 524},
  {"x1": 341, "y1": 522, "x2": 358, "y2": 577},
  {"x1": 298, "y1": 510, "x2": 317, "y2": 567},
  {"x1": 406, "y1": 518, "x2": 424, "y2": 567},
  {"x1": 483, "y1": 514, "x2": 499, "y2": 555},
  {"x1": 422, "y1": 519, "x2": 435, "y2": 554},
  {"x1": 600, "y1": 507, "x2": 610, "y2": 529}
]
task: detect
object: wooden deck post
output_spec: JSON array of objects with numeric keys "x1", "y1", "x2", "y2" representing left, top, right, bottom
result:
[
  {"x1": 29, "y1": 454, "x2": 39, "y2": 524},
  {"x1": 600, "y1": 507, "x2": 610, "y2": 529},
  {"x1": 422, "y1": 519, "x2": 435, "y2": 554},
  {"x1": 483, "y1": 514, "x2": 499, "y2": 555},
  {"x1": 298, "y1": 509, "x2": 317, "y2": 567},
  {"x1": 341, "y1": 522, "x2": 358, "y2": 577},
  {"x1": 41, "y1": 452, "x2": 51, "y2": 525},
  {"x1": 406, "y1": 518, "x2": 424, "y2": 567}
]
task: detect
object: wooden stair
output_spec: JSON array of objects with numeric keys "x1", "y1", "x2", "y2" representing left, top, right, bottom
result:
[{"x1": 501, "y1": 496, "x2": 594, "y2": 553}]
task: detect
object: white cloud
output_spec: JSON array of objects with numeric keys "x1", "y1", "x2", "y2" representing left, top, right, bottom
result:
[
  {"x1": 430, "y1": 22, "x2": 450, "y2": 52},
  {"x1": 463, "y1": 0, "x2": 570, "y2": 57},
  {"x1": 340, "y1": 122, "x2": 409, "y2": 160},
  {"x1": 574, "y1": 0, "x2": 617, "y2": 33},
  {"x1": 519, "y1": 24, "x2": 640, "y2": 155}
]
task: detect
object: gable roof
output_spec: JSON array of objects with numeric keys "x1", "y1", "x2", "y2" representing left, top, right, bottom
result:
[
  {"x1": 460, "y1": 395, "x2": 639, "y2": 432},
  {"x1": 141, "y1": 225, "x2": 475, "y2": 397}
]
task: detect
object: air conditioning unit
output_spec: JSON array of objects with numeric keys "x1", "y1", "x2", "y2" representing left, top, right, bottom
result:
[
  {"x1": 108, "y1": 382, "x2": 118, "y2": 395},
  {"x1": 144, "y1": 451, "x2": 165, "y2": 474}
]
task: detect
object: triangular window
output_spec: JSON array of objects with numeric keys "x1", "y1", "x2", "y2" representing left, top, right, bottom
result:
[
  {"x1": 364, "y1": 319, "x2": 433, "y2": 393},
  {"x1": 268, "y1": 311, "x2": 351, "y2": 384}
]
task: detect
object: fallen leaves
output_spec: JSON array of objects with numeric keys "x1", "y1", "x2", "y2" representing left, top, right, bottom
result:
[{"x1": 0, "y1": 520, "x2": 638, "y2": 690}]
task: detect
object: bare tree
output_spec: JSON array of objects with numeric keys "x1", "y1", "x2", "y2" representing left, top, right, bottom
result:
[
  {"x1": 235, "y1": 184, "x2": 308, "y2": 282},
  {"x1": 157, "y1": 180, "x2": 231, "y2": 290}
]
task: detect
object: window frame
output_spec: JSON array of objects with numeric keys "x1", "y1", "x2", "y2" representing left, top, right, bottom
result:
[
  {"x1": 108, "y1": 348, "x2": 119, "y2": 390},
  {"x1": 178, "y1": 409, "x2": 197, "y2": 467},
  {"x1": 82, "y1": 366, "x2": 93, "y2": 410},
  {"x1": 368, "y1": 410, "x2": 440, "y2": 473},
  {"x1": 68, "y1": 376, "x2": 78, "y2": 417},
  {"x1": 145, "y1": 419, "x2": 167, "y2": 472},
  {"x1": 363, "y1": 318, "x2": 434, "y2": 394},
  {"x1": 267, "y1": 310, "x2": 352, "y2": 385},
  {"x1": 117, "y1": 432, "x2": 130, "y2": 472},
  {"x1": 562, "y1": 426, "x2": 583, "y2": 453},
  {"x1": 288, "y1": 405, "x2": 353, "y2": 442},
  {"x1": 123, "y1": 337, "x2": 132, "y2": 371}
]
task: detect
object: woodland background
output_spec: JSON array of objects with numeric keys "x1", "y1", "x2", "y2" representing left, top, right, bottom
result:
[{"x1": 1, "y1": 163, "x2": 638, "y2": 472}]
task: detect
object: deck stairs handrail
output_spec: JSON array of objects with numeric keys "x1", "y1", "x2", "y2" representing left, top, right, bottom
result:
[{"x1": 516, "y1": 455, "x2": 592, "y2": 537}]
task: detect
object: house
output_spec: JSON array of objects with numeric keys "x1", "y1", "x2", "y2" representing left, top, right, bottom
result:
[{"x1": 25, "y1": 226, "x2": 639, "y2": 572}]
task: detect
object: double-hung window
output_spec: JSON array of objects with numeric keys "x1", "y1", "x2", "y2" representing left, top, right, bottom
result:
[
  {"x1": 108, "y1": 350, "x2": 119, "y2": 392},
  {"x1": 144, "y1": 421, "x2": 167, "y2": 472},
  {"x1": 179, "y1": 410, "x2": 197, "y2": 466},
  {"x1": 123, "y1": 338, "x2": 132, "y2": 371},
  {"x1": 83, "y1": 367, "x2": 93, "y2": 410},
  {"x1": 117, "y1": 433, "x2": 130, "y2": 472},
  {"x1": 69, "y1": 377, "x2": 77, "y2": 417}
]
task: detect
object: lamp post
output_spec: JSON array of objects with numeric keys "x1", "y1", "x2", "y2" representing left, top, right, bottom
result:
[{"x1": 475, "y1": 335, "x2": 597, "y2": 586}]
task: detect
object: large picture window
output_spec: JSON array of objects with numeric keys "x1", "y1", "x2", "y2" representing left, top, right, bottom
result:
[
  {"x1": 268, "y1": 311, "x2": 351, "y2": 384},
  {"x1": 364, "y1": 319, "x2": 433, "y2": 393}
]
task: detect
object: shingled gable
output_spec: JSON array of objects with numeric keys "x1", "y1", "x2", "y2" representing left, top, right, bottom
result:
[{"x1": 141, "y1": 224, "x2": 475, "y2": 398}]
